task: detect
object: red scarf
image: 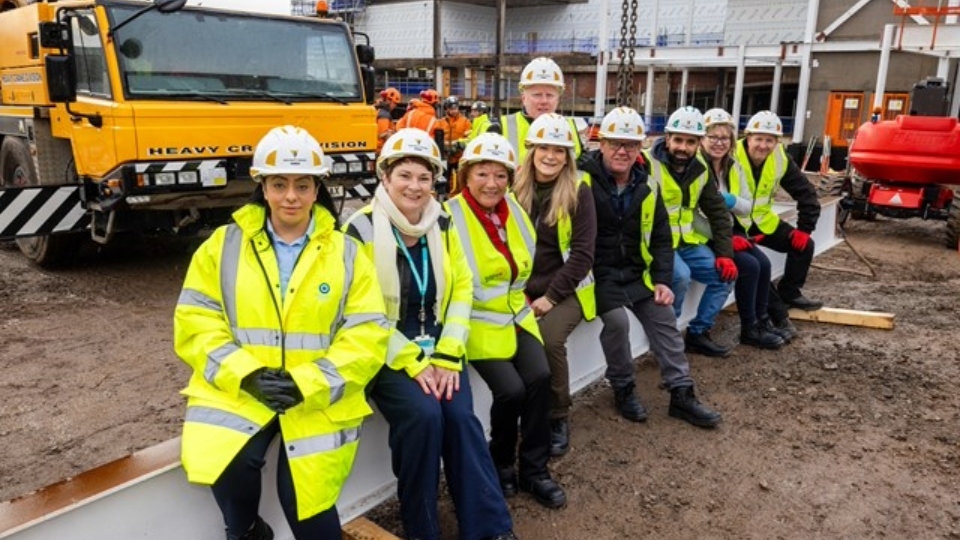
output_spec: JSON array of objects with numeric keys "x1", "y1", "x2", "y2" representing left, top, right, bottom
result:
[{"x1": 462, "y1": 189, "x2": 518, "y2": 281}]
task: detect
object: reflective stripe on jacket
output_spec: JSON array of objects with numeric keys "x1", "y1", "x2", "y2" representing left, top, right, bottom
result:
[
  {"x1": 445, "y1": 193, "x2": 542, "y2": 359},
  {"x1": 502, "y1": 113, "x2": 582, "y2": 163},
  {"x1": 174, "y1": 204, "x2": 389, "y2": 519},
  {"x1": 728, "y1": 140, "x2": 788, "y2": 234},
  {"x1": 644, "y1": 150, "x2": 710, "y2": 247},
  {"x1": 556, "y1": 173, "x2": 597, "y2": 320},
  {"x1": 343, "y1": 207, "x2": 474, "y2": 375}
]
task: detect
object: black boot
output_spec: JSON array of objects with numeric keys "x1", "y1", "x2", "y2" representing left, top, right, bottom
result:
[
  {"x1": 613, "y1": 383, "x2": 648, "y2": 422},
  {"x1": 764, "y1": 316, "x2": 797, "y2": 342},
  {"x1": 226, "y1": 516, "x2": 273, "y2": 540},
  {"x1": 740, "y1": 320, "x2": 784, "y2": 350},
  {"x1": 549, "y1": 418, "x2": 569, "y2": 457},
  {"x1": 518, "y1": 474, "x2": 567, "y2": 509},
  {"x1": 684, "y1": 330, "x2": 732, "y2": 357},
  {"x1": 782, "y1": 293, "x2": 823, "y2": 311},
  {"x1": 496, "y1": 466, "x2": 517, "y2": 498},
  {"x1": 668, "y1": 386, "x2": 722, "y2": 428}
]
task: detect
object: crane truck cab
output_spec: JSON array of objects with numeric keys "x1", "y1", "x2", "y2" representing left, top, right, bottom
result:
[{"x1": 0, "y1": 0, "x2": 377, "y2": 267}]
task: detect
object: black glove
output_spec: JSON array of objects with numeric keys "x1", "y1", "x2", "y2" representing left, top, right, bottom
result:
[{"x1": 241, "y1": 368, "x2": 304, "y2": 413}]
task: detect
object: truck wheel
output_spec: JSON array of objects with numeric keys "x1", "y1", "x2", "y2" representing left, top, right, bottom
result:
[
  {"x1": 0, "y1": 137, "x2": 80, "y2": 268},
  {"x1": 947, "y1": 190, "x2": 960, "y2": 250}
]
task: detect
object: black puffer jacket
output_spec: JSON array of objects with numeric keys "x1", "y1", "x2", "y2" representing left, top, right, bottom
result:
[{"x1": 578, "y1": 150, "x2": 674, "y2": 314}]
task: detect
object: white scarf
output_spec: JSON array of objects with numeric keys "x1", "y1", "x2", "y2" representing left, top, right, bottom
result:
[{"x1": 372, "y1": 184, "x2": 446, "y2": 323}]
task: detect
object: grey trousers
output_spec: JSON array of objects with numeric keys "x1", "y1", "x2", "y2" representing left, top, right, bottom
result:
[{"x1": 598, "y1": 298, "x2": 694, "y2": 391}]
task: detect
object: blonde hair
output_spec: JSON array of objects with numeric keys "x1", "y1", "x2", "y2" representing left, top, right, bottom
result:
[{"x1": 513, "y1": 145, "x2": 579, "y2": 227}]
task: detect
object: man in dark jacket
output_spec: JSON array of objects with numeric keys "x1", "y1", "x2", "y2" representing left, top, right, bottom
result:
[
  {"x1": 645, "y1": 106, "x2": 737, "y2": 357},
  {"x1": 731, "y1": 111, "x2": 823, "y2": 339},
  {"x1": 578, "y1": 106, "x2": 721, "y2": 428}
]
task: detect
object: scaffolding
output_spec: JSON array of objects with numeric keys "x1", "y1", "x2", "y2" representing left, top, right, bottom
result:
[{"x1": 894, "y1": 0, "x2": 960, "y2": 49}]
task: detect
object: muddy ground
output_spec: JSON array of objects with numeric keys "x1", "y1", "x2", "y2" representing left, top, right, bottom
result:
[{"x1": 1, "y1": 214, "x2": 959, "y2": 539}]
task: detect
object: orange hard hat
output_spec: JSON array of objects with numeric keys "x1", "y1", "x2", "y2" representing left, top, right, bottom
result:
[
  {"x1": 419, "y1": 89, "x2": 439, "y2": 105},
  {"x1": 380, "y1": 87, "x2": 401, "y2": 105}
]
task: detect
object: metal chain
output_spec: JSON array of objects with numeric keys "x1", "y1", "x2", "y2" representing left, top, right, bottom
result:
[{"x1": 615, "y1": 0, "x2": 639, "y2": 107}]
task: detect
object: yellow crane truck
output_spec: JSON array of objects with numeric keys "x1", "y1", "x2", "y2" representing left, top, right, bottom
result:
[{"x1": 0, "y1": 0, "x2": 378, "y2": 267}]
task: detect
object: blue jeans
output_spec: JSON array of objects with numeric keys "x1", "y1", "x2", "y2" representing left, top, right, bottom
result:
[
  {"x1": 370, "y1": 366, "x2": 513, "y2": 540},
  {"x1": 671, "y1": 245, "x2": 734, "y2": 335}
]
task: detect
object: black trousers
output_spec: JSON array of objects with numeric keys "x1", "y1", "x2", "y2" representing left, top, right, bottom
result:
[
  {"x1": 211, "y1": 420, "x2": 342, "y2": 540},
  {"x1": 751, "y1": 220, "x2": 815, "y2": 320},
  {"x1": 472, "y1": 329, "x2": 552, "y2": 480}
]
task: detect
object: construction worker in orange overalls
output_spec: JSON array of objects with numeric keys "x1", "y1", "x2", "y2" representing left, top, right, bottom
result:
[
  {"x1": 376, "y1": 87, "x2": 402, "y2": 155},
  {"x1": 435, "y1": 96, "x2": 472, "y2": 195},
  {"x1": 396, "y1": 89, "x2": 440, "y2": 136}
]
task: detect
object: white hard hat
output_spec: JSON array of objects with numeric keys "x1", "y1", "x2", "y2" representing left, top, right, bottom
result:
[
  {"x1": 744, "y1": 110, "x2": 783, "y2": 137},
  {"x1": 460, "y1": 133, "x2": 518, "y2": 172},
  {"x1": 598, "y1": 107, "x2": 647, "y2": 141},
  {"x1": 377, "y1": 128, "x2": 445, "y2": 177},
  {"x1": 703, "y1": 108, "x2": 736, "y2": 129},
  {"x1": 519, "y1": 57, "x2": 565, "y2": 91},
  {"x1": 665, "y1": 106, "x2": 706, "y2": 137},
  {"x1": 525, "y1": 113, "x2": 575, "y2": 148},
  {"x1": 249, "y1": 125, "x2": 329, "y2": 179}
]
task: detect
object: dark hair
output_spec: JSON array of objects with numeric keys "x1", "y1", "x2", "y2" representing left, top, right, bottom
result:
[
  {"x1": 249, "y1": 177, "x2": 340, "y2": 228},
  {"x1": 383, "y1": 156, "x2": 436, "y2": 179}
]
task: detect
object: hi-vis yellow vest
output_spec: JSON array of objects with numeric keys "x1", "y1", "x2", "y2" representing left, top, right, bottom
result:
[
  {"x1": 583, "y1": 172, "x2": 658, "y2": 291},
  {"x1": 174, "y1": 204, "x2": 389, "y2": 520},
  {"x1": 556, "y1": 174, "x2": 596, "y2": 320},
  {"x1": 343, "y1": 207, "x2": 474, "y2": 377},
  {"x1": 644, "y1": 150, "x2": 710, "y2": 248},
  {"x1": 445, "y1": 193, "x2": 543, "y2": 360},
  {"x1": 502, "y1": 113, "x2": 582, "y2": 163},
  {"x1": 728, "y1": 140, "x2": 789, "y2": 234}
]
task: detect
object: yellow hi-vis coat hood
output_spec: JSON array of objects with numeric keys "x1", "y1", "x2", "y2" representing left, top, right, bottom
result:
[{"x1": 174, "y1": 203, "x2": 389, "y2": 519}]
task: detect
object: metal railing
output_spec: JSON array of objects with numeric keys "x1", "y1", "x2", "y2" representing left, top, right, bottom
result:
[{"x1": 442, "y1": 32, "x2": 723, "y2": 57}]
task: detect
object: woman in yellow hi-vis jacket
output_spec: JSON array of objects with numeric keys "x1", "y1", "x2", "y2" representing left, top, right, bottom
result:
[
  {"x1": 343, "y1": 128, "x2": 517, "y2": 540},
  {"x1": 446, "y1": 133, "x2": 567, "y2": 510},
  {"x1": 174, "y1": 126, "x2": 389, "y2": 540}
]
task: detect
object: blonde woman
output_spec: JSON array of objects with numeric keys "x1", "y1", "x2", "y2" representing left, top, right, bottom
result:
[{"x1": 512, "y1": 113, "x2": 595, "y2": 457}]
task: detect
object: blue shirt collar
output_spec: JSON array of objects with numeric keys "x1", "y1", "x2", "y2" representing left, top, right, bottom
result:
[{"x1": 266, "y1": 213, "x2": 314, "y2": 248}]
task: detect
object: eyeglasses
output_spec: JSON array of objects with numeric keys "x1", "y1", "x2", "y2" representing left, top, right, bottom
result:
[
  {"x1": 705, "y1": 135, "x2": 732, "y2": 145},
  {"x1": 604, "y1": 140, "x2": 642, "y2": 152}
]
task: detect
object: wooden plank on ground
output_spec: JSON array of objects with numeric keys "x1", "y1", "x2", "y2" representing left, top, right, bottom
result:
[
  {"x1": 343, "y1": 517, "x2": 400, "y2": 540},
  {"x1": 787, "y1": 307, "x2": 895, "y2": 330}
]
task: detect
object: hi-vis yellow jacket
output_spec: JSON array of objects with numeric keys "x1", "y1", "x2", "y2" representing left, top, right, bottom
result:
[
  {"x1": 343, "y1": 207, "x2": 474, "y2": 376},
  {"x1": 174, "y1": 203, "x2": 389, "y2": 520},
  {"x1": 644, "y1": 150, "x2": 711, "y2": 248},
  {"x1": 501, "y1": 112, "x2": 583, "y2": 163},
  {"x1": 445, "y1": 193, "x2": 543, "y2": 360},
  {"x1": 555, "y1": 174, "x2": 597, "y2": 321},
  {"x1": 728, "y1": 140, "x2": 789, "y2": 234}
]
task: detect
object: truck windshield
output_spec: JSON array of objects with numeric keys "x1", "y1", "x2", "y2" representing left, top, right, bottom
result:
[{"x1": 106, "y1": 4, "x2": 362, "y2": 102}]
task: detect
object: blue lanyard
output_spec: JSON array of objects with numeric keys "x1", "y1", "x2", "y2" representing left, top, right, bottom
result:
[{"x1": 393, "y1": 228, "x2": 430, "y2": 332}]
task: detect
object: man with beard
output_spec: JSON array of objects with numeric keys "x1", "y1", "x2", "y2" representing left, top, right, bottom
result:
[
  {"x1": 643, "y1": 106, "x2": 737, "y2": 358},
  {"x1": 578, "y1": 106, "x2": 722, "y2": 428}
]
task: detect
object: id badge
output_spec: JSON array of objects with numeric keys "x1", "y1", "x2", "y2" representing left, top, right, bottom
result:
[{"x1": 414, "y1": 335, "x2": 436, "y2": 357}]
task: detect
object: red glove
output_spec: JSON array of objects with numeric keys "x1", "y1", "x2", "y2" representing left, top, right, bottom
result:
[
  {"x1": 751, "y1": 234, "x2": 766, "y2": 244},
  {"x1": 732, "y1": 236, "x2": 753, "y2": 252},
  {"x1": 715, "y1": 257, "x2": 738, "y2": 282},
  {"x1": 790, "y1": 230, "x2": 811, "y2": 252}
]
